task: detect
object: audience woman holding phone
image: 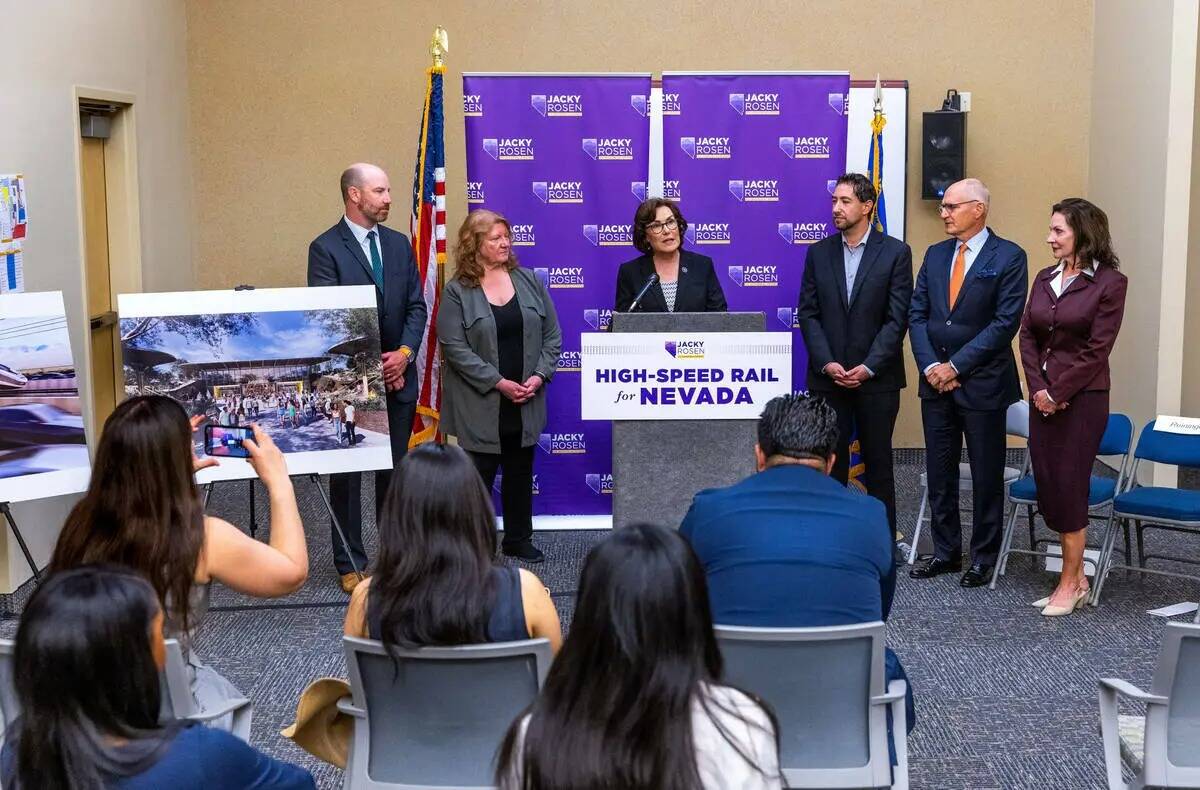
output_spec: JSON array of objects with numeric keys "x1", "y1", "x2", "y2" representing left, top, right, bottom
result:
[
  {"x1": 438, "y1": 209, "x2": 562, "y2": 563},
  {"x1": 497, "y1": 523, "x2": 780, "y2": 789},
  {"x1": 615, "y1": 198, "x2": 728, "y2": 314},
  {"x1": 344, "y1": 442, "x2": 561, "y2": 651},
  {"x1": 49, "y1": 395, "x2": 309, "y2": 729},
  {"x1": 1019, "y1": 198, "x2": 1127, "y2": 616},
  {"x1": 1, "y1": 565, "x2": 314, "y2": 789}
]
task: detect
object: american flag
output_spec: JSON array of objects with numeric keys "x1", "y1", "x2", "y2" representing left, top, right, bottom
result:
[{"x1": 408, "y1": 63, "x2": 446, "y2": 446}]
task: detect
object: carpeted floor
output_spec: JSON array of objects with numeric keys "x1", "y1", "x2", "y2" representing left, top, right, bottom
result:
[{"x1": 5, "y1": 454, "x2": 1199, "y2": 789}]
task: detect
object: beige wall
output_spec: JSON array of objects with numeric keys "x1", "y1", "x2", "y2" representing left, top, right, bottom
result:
[
  {"x1": 186, "y1": 0, "x2": 1094, "y2": 447},
  {"x1": 1090, "y1": 0, "x2": 1198, "y2": 485},
  {"x1": 0, "y1": 0, "x2": 194, "y2": 590}
]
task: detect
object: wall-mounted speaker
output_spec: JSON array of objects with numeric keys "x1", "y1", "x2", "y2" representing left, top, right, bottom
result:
[{"x1": 922, "y1": 111, "x2": 967, "y2": 200}]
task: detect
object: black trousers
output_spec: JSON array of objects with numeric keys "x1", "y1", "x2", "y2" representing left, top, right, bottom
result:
[
  {"x1": 468, "y1": 434, "x2": 535, "y2": 549},
  {"x1": 822, "y1": 388, "x2": 901, "y2": 540},
  {"x1": 329, "y1": 398, "x2": 415, "y2": 575},
  {"x1": 920, "y1": 396, "x2": 1008, "y2": 565}
]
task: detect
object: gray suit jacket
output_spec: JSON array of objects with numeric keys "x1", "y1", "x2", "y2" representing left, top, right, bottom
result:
[{"x1": 437, "y1": 266, "x2": 562, "y2": 453}]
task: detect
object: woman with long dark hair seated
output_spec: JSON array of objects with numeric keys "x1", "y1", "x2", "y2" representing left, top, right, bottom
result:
[
  {"x1": 343, "y1": 442, "x2": 560, "y2": 652},
  {"x1": 497, "y1": 523, "x2": 780, "y2": 789},
  {"x1": 49, "y1": 395, "x2": 309, "y2": 729},
  {"x1": 0, "y1": 565, "x2": 314, "y2": 789}
]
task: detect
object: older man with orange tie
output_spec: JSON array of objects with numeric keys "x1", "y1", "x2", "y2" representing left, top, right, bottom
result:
[{"x1": 908, "y1": 178, "x2": 1028, "y2": 588}]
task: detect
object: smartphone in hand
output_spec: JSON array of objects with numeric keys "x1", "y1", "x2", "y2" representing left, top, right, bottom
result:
[{"x1": 204, "y1": 425, "x2": 252, "y2": 458}]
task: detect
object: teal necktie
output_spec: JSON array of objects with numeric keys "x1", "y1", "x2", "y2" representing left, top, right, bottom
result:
[{"x1": 367, "y1": 230, "x2": 383, "y2": 289}]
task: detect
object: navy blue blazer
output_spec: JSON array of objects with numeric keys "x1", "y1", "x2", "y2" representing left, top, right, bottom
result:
[
  {"x1": 680, "y1": 464, "x2": 895, "y2": 626},
  {"x1": 307, "y1": 220, "x2": 427, "y2": 404},
  {"x1": 909, "y1": 229, "x2": 1027, "y2": 410},
  {"x1": 614, "y1": 249, "x2": 727, "y2": 313},
  {"x1": 797, "y1": 230, "x2": 913, "y2": 393}
]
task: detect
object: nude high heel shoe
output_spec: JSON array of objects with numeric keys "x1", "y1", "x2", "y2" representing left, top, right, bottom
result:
[{"x1": 1041, "y1": 587, "x2": 1089, "y2": 617}]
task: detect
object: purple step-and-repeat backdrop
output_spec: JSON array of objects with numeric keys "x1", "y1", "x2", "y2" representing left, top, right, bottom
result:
[
  {"x1": 462, "y1": 72, "x2": 848, "y2": 518},
  {"x1": 663, "y1": 72, "x2": 850, "y2": 389},
  {"x1": 463, "y1": 74, "x2": 652, "y2": 516}
]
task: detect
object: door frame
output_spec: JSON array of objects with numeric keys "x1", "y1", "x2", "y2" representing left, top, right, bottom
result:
[{"x1": 72, "y1": 86, "x2": 143, "y2": 441}]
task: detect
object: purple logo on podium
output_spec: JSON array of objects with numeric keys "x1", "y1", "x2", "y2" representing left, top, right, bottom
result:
[
  {"x1": 664, "y1": 340, "x2": 678, "y2": 357},
  {"x1": 777, "y1": 307, "x2": 800, "y2": 329}
]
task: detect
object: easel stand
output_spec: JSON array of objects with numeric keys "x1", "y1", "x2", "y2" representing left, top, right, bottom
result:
[
  {"x1": 0, "y1": 502, "x2": 40, "y2": 582},
  {"x1": 201, "y1": 474, "x2": 363, "y2": 579}
]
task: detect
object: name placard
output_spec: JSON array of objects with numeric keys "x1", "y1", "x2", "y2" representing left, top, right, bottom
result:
[
  {"x1": 1154, "y1": 415, "x2": 1200, "y2": 435},
  {"x1": 581, "y1": 332, "x2": 792, "y2": 420}
]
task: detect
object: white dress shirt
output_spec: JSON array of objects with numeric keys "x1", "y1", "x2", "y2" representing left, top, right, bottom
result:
[{"x1": 343, "y1": 215, "x2": 384, "y2": 268}]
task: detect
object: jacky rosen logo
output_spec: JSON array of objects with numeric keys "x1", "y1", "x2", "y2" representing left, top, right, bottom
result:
[
  {"x1": 728, "y1": 179, "x2": 780, "y2": 202},
  {"x1": 679, "y1": 136, "x2": 732, "y2": 159},
  {"x1": 779, "y1": 136, "x2": 832, "y2": 160},
  {"x1": 631, "y1": 94, "x2": 649, "y2": 117},
  {"x1": 531, "y1": 93, "x2": 583, "y2": 117},
  {"x1": 510, "y1": 223, "x2": 535, "y2": 246},
  {"x1": 631, "y1": 181, "x2": 648, "y2": 202},
  {"x1": 777, "y1": 306, "x2": 801, "y2": 329},
  {"x1": 534, "y1": 266, "x2": 585, "y2": 288},
  {"x1": 582, "y1": 137, "x2": 634, "y2": 161},
  {"x1": 532, "y1": 181, "x2": 584, "y2": 204},
  {"x1": 662, "y1": 180, "x2": 681, "y2": 201},
  {"x1": 727, "y1": 265, "x2": 779, "y2": 287},
  {"x1": 664, "y1": 339, "x2": 705, "y2": 359},
  {"x1": 537, "y1": 432, "x2": 587, "y2": 454},
  {"x1": 463, "y1": 94, "x2": 483, "y2": 116},
  {"x1": 826, "y1": 179, "x2": 838, "y2": 195},
  {"x1": 483, "y1": 137, "x2": 534, "y2": 161},
  {"x1": 585, "y1": 473, "x2": 614, "y2": 495},
  {"x1": 828, "y1": 92, "x2": 849, "y2": 115},
  {"x1": 729, "y1": 92, "x2": 781, "y2": 115},
  {"x1": 583, "y1": 224, "x2": 633, "y2": 247},
  {"x1": 778, "y1": 222, "x2": 829, "y2": 245},
  {"x1": 466, "y1": 181, "x2": 485, "y2": 205},
  {"x1": 660, "y1": 92, "x2": 681, "y2": 116},
  {"x1": 685, "y1": 222, "x2": 732, "y2": 246},
  {"x1": 557, "y1": 350, "x2": 582, "y2": 373},
  {"x1": 583, "y1": 308, "x2": 613, "y2": 331}
]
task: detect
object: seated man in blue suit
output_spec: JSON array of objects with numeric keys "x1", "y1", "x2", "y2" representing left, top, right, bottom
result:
[{"x1": 680, "y1": 393, "x2": 914, "y2": 738}]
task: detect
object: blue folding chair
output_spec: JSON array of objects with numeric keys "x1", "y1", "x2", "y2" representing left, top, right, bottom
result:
[
  {"x1": 990, "y1": 413, "x2": 1133, "y2": 589},
  {"x1": 1092, "y1": 420, "x2": 1200, "y2": 607}
]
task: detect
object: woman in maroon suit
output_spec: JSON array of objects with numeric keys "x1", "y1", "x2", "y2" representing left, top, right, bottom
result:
[{"x1": 1020, "y1": 198, "x2": 1127, "y2": 616}]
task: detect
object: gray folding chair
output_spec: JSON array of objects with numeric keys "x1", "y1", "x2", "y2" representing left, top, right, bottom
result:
[
  {"x1": 0, "y1": 638, "x2": 250, "y2": 741},
  {"x1": 161, "y1": 638, "x2": 253, "y2": 741},
  {"x1": 0, "y1": 639, "x2": 18, "y2": 738},
  {"x1": 338, "y1": 636, "x2": 552, "y2": 790},
  {"x1": 1099, "y1": 621, "x2": 1200, "y2": 789},
  {"x1": 908, "y1": 399, "x2": 1029, "y2": 564},
  {"x1": 715, "y1": 622, "x2": 907, "y2": 789}
]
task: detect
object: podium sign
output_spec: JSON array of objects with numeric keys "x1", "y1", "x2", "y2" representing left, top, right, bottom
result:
[{"x1": 581, "y1": 332, "x2": 792, "y2": 421}]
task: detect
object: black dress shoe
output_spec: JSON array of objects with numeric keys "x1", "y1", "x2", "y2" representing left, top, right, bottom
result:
[
  {"x1": 502, "y1": 543, "x2": 545, "y2": 564},
  {"x1": 959, "y1": 564, "x2": 994, "y2": 588},
  {"x1": 908, "y1": 556, "x2": 962, "y2": 579}
]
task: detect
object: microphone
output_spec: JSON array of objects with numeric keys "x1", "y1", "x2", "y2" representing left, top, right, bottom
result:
[{"x1": 627, "y1": 273, "x2": 660, "y2": 313}]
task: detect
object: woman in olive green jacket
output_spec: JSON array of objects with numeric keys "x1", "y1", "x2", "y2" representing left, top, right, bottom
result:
[{"x1": 438, "y1": 210, "x2": 561, "y2": 562}]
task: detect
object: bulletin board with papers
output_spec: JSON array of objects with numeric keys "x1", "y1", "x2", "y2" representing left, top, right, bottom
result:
[{"x1": 0, "y1": 174, "x2": 28, "y2": 293}]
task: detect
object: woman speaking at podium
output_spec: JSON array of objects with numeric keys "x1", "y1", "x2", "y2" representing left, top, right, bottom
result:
[{"x1": 614, "y1": 198, "x2": 728, "y2": 313}]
